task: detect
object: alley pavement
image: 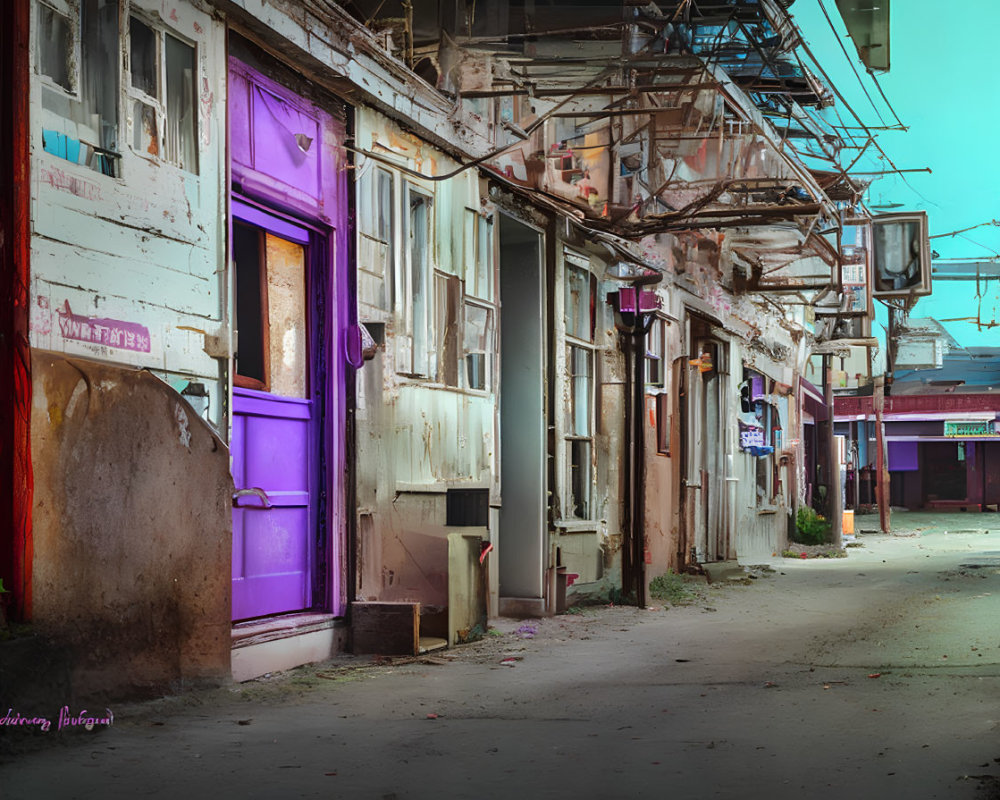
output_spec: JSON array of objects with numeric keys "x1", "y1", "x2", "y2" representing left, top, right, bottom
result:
[{"x1": 4, "y1": 511, "x2": 1000, "y2": 799}]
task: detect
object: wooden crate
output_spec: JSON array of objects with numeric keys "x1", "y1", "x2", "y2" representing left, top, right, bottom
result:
[{"x1": 351, "y1": 602, "x2": 419, "y2": 655}]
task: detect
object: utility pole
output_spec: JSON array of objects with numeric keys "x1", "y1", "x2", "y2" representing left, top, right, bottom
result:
[
  {"x1": 873, "y1": 374, "x2": 891, "y2": 533},
  {"x1": 874, "y1": 301, "x2": 902, "y2": 536}
]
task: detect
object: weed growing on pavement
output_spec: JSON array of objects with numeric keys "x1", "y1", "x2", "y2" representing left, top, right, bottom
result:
[
  {"x1": 648, "y1": 570, "x2": 695, "y2": 604},
  {"x1": 794, "y1": 507, "x2": 830, "y2": 545},
  {"x1": 781, "y1": 548, "x2": 847, "y2": 559}
]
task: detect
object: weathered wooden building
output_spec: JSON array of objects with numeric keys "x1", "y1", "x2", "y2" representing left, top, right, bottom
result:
[
  {"x1": 0, "y1": 0, "x2": 885, "y2": 699},
  {"x1": 349, "y1": 0, "x2": 876, "y2": 605}
]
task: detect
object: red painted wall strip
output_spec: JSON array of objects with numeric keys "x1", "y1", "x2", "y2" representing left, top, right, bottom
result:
[
  {"x1": 0, "y1": 0, "x2": 33, "y2": 620},
  {"x1": 836, "y1": 393, "x2": 1000, "y2": 418}
]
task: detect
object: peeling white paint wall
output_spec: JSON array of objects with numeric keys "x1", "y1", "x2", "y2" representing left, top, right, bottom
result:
[
  {"x1": 29, "y1": 0, "x2": 227, "y2": 427},
  {"x1": 354, "y1": 107, "x2": 497, "y2": 609}
]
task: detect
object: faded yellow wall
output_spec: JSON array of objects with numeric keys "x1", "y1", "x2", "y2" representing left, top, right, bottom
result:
[{"x1": 30, "y1": 351, "x2": 232, "y2": 699}]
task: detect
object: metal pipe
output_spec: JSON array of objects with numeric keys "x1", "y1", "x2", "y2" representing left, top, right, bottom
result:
[{"x1": 824, "y1": 355, "x2": 842, "y2": 547}]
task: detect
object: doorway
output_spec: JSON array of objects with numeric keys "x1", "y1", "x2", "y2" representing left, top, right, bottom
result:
[
  {"x1": 498, "y1": 214, "x2": 547, "y2": 610},
  {"x1": 682, "y1": 321, "x2": 730, "y2": 563},
  {"x1": 921, "y1": 441, "x2": 968, "y2": 502},
  {"x1": 230, "y1": 209, "x2": 318, "y2": 621}
]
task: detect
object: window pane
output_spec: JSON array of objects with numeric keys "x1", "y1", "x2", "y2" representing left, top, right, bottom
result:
[
  {"x1": 463, "y1": 210, "x2": 477, "y2": 293},
  {"x1": 756, "y1": 454, "x2": 768, "y2": 503},
  {"x1": 376, "y1": 169, "x2": 396, "y2": 308},
  {"x1": 129, "y1": 16, "x2": 157, "y2": 97},
  {"x1": 464, "y1": 303, "x2": 492, "y2": 391},
  {"x1": 645, "y1": 319, "x2": 664, "y2": 386},
  {"x1": 38, "y1": 4, "x2": 73, "y2": 91},
  {"x1": 656, "y1": 392, "x2": 670, "y2": 454},
  {"x1": 233, "y1": 224, "x2": 266, "y2": 385},
  {"x1": 569, "y1": 440, "x2": 591, "y2": 519},
  {"x1": 265, "y1": 233, "x2": 308, "y2": 398},
  {"x1": 462, "y1": 213, "x2": 494, "y2": 301},
  {"x1": 132, "y1": 99, "x2": 159, "y2": 155},
  {"x1": 376, "y1": 169, "x2": 393, "y2": 242},
  {"x1": 81, "y1": 0, "x2": 120, "y2": 173},
  {"x1": 568, "y1": 345, "x2": 592, "y2": 437},
  {"x1": 435, "y1": 273, "x2": 460, "y2": 387},
  {"x1": 357, "y1": 170, "x2": 373, "y2": 235},
  {"x1": 409, "y1": 192, "x2": 430, "y2": 374},
  {"x1": 164, "y1": 33, "x2": 197, "y2": 172},
  {"x1": 476, "y1": 216, "x2": 492, "y2": 301},
  {"x1": 565, "y1": 262, "x2": 592, "y2": 340}
]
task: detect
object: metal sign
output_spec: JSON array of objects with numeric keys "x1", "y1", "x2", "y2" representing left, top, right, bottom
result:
[{"x1": 944, "y1": 420, "x2": 998, "y2": 438}]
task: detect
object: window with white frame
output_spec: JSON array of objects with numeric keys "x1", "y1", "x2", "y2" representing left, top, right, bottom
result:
[
  {"x1": 37, "y1": 1, "x2": 74, "y2": 92},
  {"x1": 565, "y1": 256, "x2": 595, "y2": 341},
  {"x1": 464, "y1": 209, "x2": 493, "y2": 302},
  {"x1": 357, "y1": 166, "x2": 395, "y2": 310},
  {"x1": 127, "y1": 13, "x2": 198, "y2": 172},
  {"x1": 36, "y1": 0, "x2": 120, "y2": 176},
  {"x1": 645, "y1": 316, "x2": 666, "y2": 388},
  {"x1": 435, "y1": 271, "x2": 461, "y2": 387},
  {"x1": 464, "y1": 301, "x2": 493, "y2": 391},
  {"x1": 646, "y1": 316, "x2": 670, "y2": 454},
  {"x1": 564, "y1": 251, "x2": 596, "y2": 520},
  {"x1": 566, "y1": 344, "x2": 594, "y2": 518},
  {"x1": 399, "y1": 185, "x2": 432, "y2": 377}
]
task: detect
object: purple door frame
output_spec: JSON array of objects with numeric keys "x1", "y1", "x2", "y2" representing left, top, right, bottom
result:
[{"x1": 229, "y1": 55, "x2": 351, "y2": 618}]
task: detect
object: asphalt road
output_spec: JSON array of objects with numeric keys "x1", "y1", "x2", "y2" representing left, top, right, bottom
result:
[{"x1": 3, "y1": 511, "x2": 1000, "y2": 799}]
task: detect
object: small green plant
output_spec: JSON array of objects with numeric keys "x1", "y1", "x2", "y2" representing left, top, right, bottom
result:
[
  {"x1": 648, "y1": 570, "x2": 694, "y2": 604},
  {"x1": 794, "y1": 507, "x2": 830, "y2": 545}
]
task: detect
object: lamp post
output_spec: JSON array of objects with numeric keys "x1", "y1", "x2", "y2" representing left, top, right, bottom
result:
[{"x1": 608, "y1": 269, "x2": 662, "y2": 608}]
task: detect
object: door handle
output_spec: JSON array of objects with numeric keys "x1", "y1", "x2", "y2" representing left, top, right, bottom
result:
[{"x1": 233, "y1": 487, "x2": 271, "y2": 508}]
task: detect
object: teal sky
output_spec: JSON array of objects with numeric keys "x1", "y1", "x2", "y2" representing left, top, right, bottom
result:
[
  {"x1": 790, "y1": 0, "x2": 1000, "y2": 261},
  {"x1": 790, "y1": 1, "x2": 1000, "y2": 349}
]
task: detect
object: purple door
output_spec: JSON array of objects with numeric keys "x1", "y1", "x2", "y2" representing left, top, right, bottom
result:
[
  {"x1": 229, "y1": 56, "x2": 350, "y2": 620},
  {"x1": 231, "y1": 216, "x2": 315, "y2": 621},
  {"x1": 232, "y1": 390, "x2": 313, "y2": 620}
]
